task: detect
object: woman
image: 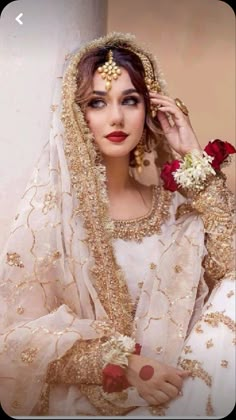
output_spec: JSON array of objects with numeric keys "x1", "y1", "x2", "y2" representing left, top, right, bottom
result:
[{"x1": 0, "y1": 32, "x2": 235, "y2": 417}]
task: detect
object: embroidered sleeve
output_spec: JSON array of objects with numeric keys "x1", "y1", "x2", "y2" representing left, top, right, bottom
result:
[
  {"x1": 190, "y1": 174, "x2": 235, "y2": 290},
  {"x1": 46, "y1": 338, "x2": 106, "y2": 385}
]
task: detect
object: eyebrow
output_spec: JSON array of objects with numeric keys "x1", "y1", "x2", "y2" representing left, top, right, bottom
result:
[{"x1": 92, "y1": 88, "x2": 139, "y2": 96}]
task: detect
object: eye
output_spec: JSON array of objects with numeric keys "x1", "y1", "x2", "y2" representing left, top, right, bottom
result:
[
  {"x1": 123, "y1": 96, "x2": 140, "y2": 106},
  {"x1": 87, "y1": 98, "x2": 106, "y2": 109}
]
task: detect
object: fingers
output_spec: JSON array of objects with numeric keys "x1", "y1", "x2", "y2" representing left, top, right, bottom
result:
[
  {"x1": 177, "y1": 369, "x2": 191, "y2": 378},
  {"x1": 152, "y1": 389, "x2": 172, "y2": 404},
  {"x1": 161, "y1": 382, "x2": 180, "y2": 399}
]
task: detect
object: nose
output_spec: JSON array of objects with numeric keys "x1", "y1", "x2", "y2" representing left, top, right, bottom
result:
[{"x1": 109, "y1": 103, "x2": 124, "y2": 127}]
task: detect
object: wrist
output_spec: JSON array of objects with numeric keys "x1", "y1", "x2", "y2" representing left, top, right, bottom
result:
[
  {"x1": 101, "y1": 334, "x2": 141, "y2": 394},
  {"x1": 160, "y1": 139, "x2": 236, "y2": 192}
]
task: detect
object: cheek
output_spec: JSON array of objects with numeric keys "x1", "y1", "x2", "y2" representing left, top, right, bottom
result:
[{"x1": 85, "y1": 112, "x2": 103, "y2": 137}]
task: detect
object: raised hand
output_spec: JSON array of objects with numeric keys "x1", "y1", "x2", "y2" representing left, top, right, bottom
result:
[{"x1": 150, "y1": 92, "x2": 202, "y2": 157}]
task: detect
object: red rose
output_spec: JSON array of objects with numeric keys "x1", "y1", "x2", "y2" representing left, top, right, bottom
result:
[
  {"x1": 204, "y1": 139, "x2": 236, "y2": 170},
  {"x1": 160, "y1": 160, "x2": 181, "y2": 192},
  {"x1": 102, "y1": 363, "x2": 130, "y2": 393}
]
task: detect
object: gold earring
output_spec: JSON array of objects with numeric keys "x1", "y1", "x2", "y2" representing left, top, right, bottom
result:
[{"x1": 134, "y1": 132, "x2": 145, "y2": 174}]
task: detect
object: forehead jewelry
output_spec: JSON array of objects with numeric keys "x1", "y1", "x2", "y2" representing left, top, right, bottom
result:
[{"x1": 97, "y1": 50, "x2": 122, "y2": 91}]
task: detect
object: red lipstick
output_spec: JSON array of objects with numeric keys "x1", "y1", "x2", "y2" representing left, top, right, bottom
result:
[{"x1": 105, "y1": 131, "x2": 128, "y2": 143}]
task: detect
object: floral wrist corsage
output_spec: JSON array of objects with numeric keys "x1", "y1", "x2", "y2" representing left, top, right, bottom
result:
[
  {"x1": 160, "y1": 139, "x2": 236, "y2": 192},
  {"x1": 101, "y1": 334, "x2": 141, "y2": 393}
]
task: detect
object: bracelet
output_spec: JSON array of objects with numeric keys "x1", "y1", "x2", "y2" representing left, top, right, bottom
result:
[
  {"x1": 160, "y1": 139, "x2": 236, "y2": 192},
  {"x1": 101, "y1": 334, "x2": 141, "y2": 393}
]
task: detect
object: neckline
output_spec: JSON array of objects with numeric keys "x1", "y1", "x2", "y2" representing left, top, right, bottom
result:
[
  {"x1": 111, "y1": 185, "x2": 172, "y2": 242},
  {"x1": 111, "y1": 184, "x2": 156, "y2": 224}
]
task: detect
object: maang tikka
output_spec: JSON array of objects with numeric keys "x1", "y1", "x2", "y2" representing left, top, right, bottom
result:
[{"x1": 97, "y1": 50, "x2": 122, "y2": 91}]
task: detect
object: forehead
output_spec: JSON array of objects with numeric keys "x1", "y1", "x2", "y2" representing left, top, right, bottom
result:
[{"x1": 92, "y1": 67, "x2": 134, "y2": 92}]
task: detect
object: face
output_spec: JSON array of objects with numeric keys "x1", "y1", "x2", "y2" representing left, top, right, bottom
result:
[{"x1": 84, "y1": 68, "x2": 146, "y2": 159}]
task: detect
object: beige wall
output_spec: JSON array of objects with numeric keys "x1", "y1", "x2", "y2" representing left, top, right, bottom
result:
[
  {"x1": 107, "y1": 0, "x2": 235, "y2": 192},
  {"x1": 0, "y1": 0, "x2": 107, "y2": 250}
]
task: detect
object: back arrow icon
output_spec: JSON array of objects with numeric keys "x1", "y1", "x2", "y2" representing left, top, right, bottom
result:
[{"x1": 15, "y1": 13, "x2": 23, "y2": 25}]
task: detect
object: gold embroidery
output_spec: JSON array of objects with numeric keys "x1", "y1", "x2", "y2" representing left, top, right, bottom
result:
[
  {"x1": 61, "y1": 32, "x2": 171, "y2": 415},
  {"x1": 112, "y1": 186, "x2": 172, "y2": 242},
  {"x1": 179, "y1": 358, "x2": 212, "y2": 387},
  {"x1": 37, "y1": 383, "x2": 50, "y2": 415},
  {"x1": 38, "y1": 250, "x2": 62, "y2": 269},
  {"x1": 183, "y1": 345, "x2": 192, "y2": 354},
  {"x1": 21, "y1": 347, "x2": 38, "y2": 364},
  {"x1": 195, "y1": 324, "x2": 204, "y2": 333},
  {"x1": 221, "y1": 360, "x2": 228, "y2": 367},
  {"x1": 206, "y1": 339, "x2": 214, "y2": 348},
  {"x1": 46, "y1": 338, "x2": 106, "y2": 385},
  {"x1": 175, "y1": 264, "x2": 183, "y2": 273},
  {"x1": 191, "y1": 176, "x2": 235, "y2": 291},
  {"x1": 206, "y1": 394, "x2": 214, "y2": 415},
  {"x1": 149, "y1": 405, "x2": 167, "y2": 415},
  {"x1": 16, "y1": 306, "x2": 24, "y2": 314},
  {"x1": 42, "y1": 191, "x2": 57, "y2": 214},
  {"x1": 6, "y1": 252, "x2": 24, "y2": 268},
  {"x1": 79, "y1": 384, "x2": 133, "y2": 416},
  {"x1": 203, "y1": 312, "x2": 236, "y2": 332},
  {"x1": 227, "y1": 290, "x2": 234, "y2": 298},
  {"x1": 150, "y1": 262, "x2": 157, "y2": 270}
]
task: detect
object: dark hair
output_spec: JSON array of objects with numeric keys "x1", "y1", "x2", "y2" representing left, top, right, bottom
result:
[{"x1": 75, "y1": 47, "x2": 170, "y2": 166}]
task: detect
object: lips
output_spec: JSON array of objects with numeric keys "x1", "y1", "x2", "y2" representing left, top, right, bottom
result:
[{"x1": 105, "y1": 131, "x2": 128, "y2": 143}]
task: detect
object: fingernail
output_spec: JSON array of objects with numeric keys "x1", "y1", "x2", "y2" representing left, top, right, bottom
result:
[{"x1": 179, "y1": 390, "x2": 183, "y2": 396}]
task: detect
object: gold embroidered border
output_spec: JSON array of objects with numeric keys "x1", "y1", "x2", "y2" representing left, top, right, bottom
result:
[
  {"x1": 179, "y1": 358, "x2": 212, "y2": 387},
  {"x1": 203, "y1": 311, "x2": 236, "y2": 332},
  {"x1": 112, "y1": 185, "x2": 172, "y2": 242}
]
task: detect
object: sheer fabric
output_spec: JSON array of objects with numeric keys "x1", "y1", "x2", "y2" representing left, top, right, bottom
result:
[{"x1": 0, "y1": 32, "x2": 235, "y2": 417}]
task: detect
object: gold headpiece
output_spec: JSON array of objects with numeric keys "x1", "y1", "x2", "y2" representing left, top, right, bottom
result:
[
  {"x1": 97, "y1": 46, "x2": 162, "y2": 117},
  {"x1": 134, "y1": 52, "x2": 162, "y2": 117},
  {"x1": 97, "y1": 50, "x2": 122, "y2": 91}
]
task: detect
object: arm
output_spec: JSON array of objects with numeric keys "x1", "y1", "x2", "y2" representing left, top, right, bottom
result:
[{"x1": 190, "y1": 173, "x2": 235, "y2": 292}]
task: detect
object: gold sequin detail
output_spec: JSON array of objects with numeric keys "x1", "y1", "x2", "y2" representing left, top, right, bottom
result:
[
  {"x1": 150, "y1": 262, "x2": 157, "y2": 270},
  {"x1": 21, "y1": 347, "x2": 38, "y2": 364},
  {"x1": 195, "y1": 324, "x2": 204, "y2": 333},
  {"x1": 179, "y1": 358, "x2": 212, "y2": 387},
  {"x1": 191, "y1": 175, "x2": 235, "y2": 291},
  {"x1": 149, "y1": 405, "x2": 167, "y2": 415},
  {"x1": 206, "y1": 339, "x2": 214, "y2": 348},
  {"x1": 221, "y1": 360, "x2": 228, "y2": 367},
  {"x1": 46, "y1": 338, "x2": 105, "y2": 385},
  {"x1": 175, "y1": 264, "x2": 183, "y2": 273},
  {"x1": 37, "y1": 383, "x2": 50, "y2": 415},
  {"x1": 16, "y1": 306, "x2": 24, "y2": 315},
  {"x1": 203, "y1": 311, "x2": 236, "y2": 332},
  {"x1": 183, "y1": 345, "x2": 192, "y2": 354},
  {"x1": 112, "y1": 186, "x2": 172, "y2": 242},
  {"x1": 6, "y1": 252, "x2": 24, "y2": 268},
  {"x1": 206, "y1": 394, "x2": 214, "y2": 415},
  {"x1": 206, "y1": 338, "x2": 214, "y2": 349},
  {"x1": 42, "y1": 191, "x2": 57, "y2": 214},
  {"x1": 227, "y1": 290, "x2": 234, "y2": 298}
]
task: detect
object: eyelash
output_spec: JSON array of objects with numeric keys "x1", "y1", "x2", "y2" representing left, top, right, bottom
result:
[{"x1": 87, "y1": 96, "x2": 140, "y2": 109}]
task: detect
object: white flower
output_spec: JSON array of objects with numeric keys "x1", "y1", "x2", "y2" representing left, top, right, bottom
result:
[
  {"x1": 173, "y1": 150, "x2": 216, "y2": 190},
  {"x1": 102, "y1": 334, "x2": 136, "y2": 367}
]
